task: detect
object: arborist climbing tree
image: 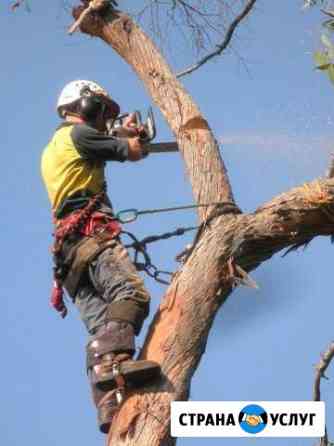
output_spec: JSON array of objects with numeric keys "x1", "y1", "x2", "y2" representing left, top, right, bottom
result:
[
  {"x1": 34, "y1": 1, "x2": 334, "y2": 445},
  {"x1": 41, "y1": 79, "x2": 161, "y2": 433}
]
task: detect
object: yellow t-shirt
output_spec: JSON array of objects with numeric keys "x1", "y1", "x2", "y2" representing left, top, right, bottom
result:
[{"x1": 41, "y1": 124, "x2": 106, "y2": 213}]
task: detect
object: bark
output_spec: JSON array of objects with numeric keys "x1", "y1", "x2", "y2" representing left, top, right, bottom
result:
[{"x1": 71, "y1": 5, "x2": 334, "y2": 446}]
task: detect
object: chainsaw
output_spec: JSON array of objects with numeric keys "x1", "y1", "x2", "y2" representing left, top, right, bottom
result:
[{"x1": 108, "y1": 107, "x2": 179, "y2": 154}]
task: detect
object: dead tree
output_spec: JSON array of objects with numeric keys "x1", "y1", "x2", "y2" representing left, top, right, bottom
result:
[{"x1": 66, "y1": 2, "x2": 334, "y2": 445}]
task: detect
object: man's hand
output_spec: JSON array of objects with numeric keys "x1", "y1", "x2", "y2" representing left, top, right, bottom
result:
[
  {"x1": 115, "y1": 113, "x2": 140, "y2": 138},
  {"x1": 123, "y1": 112, "x2": 137, "y2": 129},
  {"x1": 111, "y1": 113, "x2": 148, "y2": 161},
  {"x1": 121, "y1": 113, "x2": 148, "y2": 161},
  {"x1": 116, "y1": 113, "x2": 147, "y2": 138},
  {"x1": 127, "y1": 136, "x2": 145, "y2": 161}
]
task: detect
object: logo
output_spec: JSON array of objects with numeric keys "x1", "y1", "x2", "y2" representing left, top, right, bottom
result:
[
  {"x1": 239, "y1": 404, "x2": 268, "y2": 434},
  {"x1": 171, "y1": 401, "x2": 325, "y2": 437}
]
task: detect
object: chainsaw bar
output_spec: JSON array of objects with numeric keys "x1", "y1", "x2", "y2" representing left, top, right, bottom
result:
[{"x1": 145, "y1": 142, "x2": 179, "y2": 153}]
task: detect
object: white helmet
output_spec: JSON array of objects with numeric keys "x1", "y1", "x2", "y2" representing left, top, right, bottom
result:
[{"x1": 57, "y1": 80, "x2": 109, "y2": 118}]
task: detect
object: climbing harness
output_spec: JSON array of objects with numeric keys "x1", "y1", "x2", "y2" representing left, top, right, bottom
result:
[
  {"x1": 51, "y1": 185, "x2": 120, "y2": 318},
  {"x1": 50, "y1": 194, "x2": 241, "y2": 315}
]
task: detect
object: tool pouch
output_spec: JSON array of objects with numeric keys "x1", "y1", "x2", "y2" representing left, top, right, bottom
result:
[{"x1": 63, "y1": 235, "x2": 117, "y2": 298}]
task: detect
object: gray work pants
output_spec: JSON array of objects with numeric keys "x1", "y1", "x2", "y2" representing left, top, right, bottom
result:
[{"x1": 73, "y1": 239, "x2": 150, "y2": 336}]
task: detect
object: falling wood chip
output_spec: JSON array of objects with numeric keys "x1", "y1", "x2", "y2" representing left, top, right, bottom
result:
[
  {"x1": 227, "y1": 257, "x2": 259, "y2": 290},
  {"x1": 233, "y1": 264, "x2": 259, "y2": 289}
]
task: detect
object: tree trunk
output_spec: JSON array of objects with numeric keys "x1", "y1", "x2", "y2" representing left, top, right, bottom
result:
[
  {"x1": 73, "y1": 6, "x2": 235, "y2": 223},
  {"x1": 72, "y1": 5, "x2": 334, "y2": 445}
]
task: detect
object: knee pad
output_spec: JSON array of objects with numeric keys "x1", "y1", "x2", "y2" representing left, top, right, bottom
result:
[{"x1": 106, "y1": 299, "x2": 149, "y2": 335}]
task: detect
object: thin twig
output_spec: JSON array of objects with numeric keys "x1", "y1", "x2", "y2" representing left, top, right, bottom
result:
[
  {"x1": 321, "y1": 8, "x2": 334, "y2": 18},
  {"x1": 313, "y1": 341, "x2": 334, "y2": 446},
  {"x1": 176, "y1": 0, "x2": 257, "y2": 78},
  {"x1": 11, "y1": 0, "x2": 25, "y2": 10},
  {"x1": 326, "y1": 153, "x2": 334, "y2": 178}
]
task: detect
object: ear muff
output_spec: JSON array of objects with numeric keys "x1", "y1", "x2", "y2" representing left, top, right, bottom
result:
[{"x1": 78, "y1": 95, "x2": 105, "y2": 122}]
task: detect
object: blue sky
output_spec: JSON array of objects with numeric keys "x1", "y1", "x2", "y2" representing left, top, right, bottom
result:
[{"x1": 2, "y1": 1, "x2": 334, "y2": 445}]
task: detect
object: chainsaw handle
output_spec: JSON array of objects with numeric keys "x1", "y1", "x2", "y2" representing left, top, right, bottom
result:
[
  {"x1": 146, "y1": 107, "x2": 156, "y2": 141},
  {"x1": 134, "y1": 111, "x2": 142, "y2": 127},
  {"x1": 109, "y1": 108, "x2": 156, "y2": 143}
]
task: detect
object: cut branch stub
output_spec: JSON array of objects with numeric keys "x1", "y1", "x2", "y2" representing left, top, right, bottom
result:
[{"x1": 72, "y1": 1, "x2": 109, "y2": 36}]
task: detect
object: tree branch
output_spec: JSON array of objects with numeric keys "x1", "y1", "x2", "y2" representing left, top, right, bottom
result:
[
  {"x1": 314, "y1": 342, "x2": 334, "y2": 446},
  {"x1": 176, "y1": 0, "x2": 257, "y2": 78},
  {"x1": 107, "y1": 176, "x2": 334, "y2": 445}
]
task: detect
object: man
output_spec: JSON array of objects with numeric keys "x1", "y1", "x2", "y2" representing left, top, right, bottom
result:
[{"x1": 41, "y1": 80, "x2": 160, "y2": 433}]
